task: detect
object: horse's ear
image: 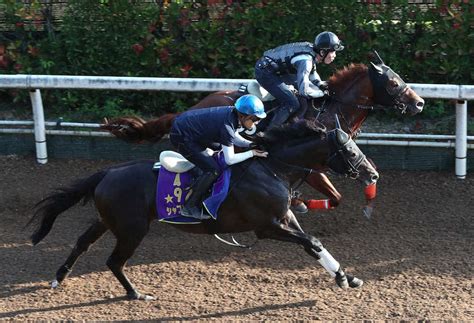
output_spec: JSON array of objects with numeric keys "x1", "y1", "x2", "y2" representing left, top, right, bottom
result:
[
  {"x1": 333, "y1": 114, "x2": 350, "y2": 144},
  {"x1": 369, "y1": 62, "x2": 383, "y2": 75},
  {"x1": 372, "y1": 49, "x2": 385, "y2": 65},
  {"x1": 334, "y1": 113, "x2": 341, "y2": 129}
]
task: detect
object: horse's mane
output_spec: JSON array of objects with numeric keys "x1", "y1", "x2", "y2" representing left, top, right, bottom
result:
[
  {"x1": 255, "y1": 119, "x2": 326, "y2": 148},
  {"x1": 328, "y1": 63, "x2": 368, "y2": 93}
]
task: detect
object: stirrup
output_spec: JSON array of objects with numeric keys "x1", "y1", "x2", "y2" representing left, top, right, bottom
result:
[{"x1": 181, "y1": 206, "x2": 211, "y2": 220}]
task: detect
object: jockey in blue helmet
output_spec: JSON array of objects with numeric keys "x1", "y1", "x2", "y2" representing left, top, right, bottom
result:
[
  {"x1": 235, "y1": 94, "x2": 267, "y2": 118},
  {"x1": 255, "y1": 31, "x2": 344, "y2": 128},
  {"x1": 169, "y1": 94, "x2": 268, "y2": 220}
]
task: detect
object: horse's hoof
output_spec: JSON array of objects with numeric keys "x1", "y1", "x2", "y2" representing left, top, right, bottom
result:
[
  {"x1": 51, "y1": 279, "x2": 59, "y2": 289},
  {"x1": 362, "y1": 205, "x2": 374, "y2": 219},
  {"x1": 291, "y1": 202, "x2": 308, "y2": 214},
  {"x1": 142, "y1": 295, "x2": 156, "y2": 301},
  {"x1": 127, "y1": 292, "x2": 155, "y2": 301},
  {"x1": 347, "y1": 274, "x2": 364, "y2": 288},
  {"x1": 335, "y1": 271, "x2": 349, "y2": 289}
]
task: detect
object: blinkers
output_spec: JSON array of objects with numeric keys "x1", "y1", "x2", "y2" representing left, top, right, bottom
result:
[
  {"x1": 327, "y1": 128, "x2": 367, "y2": 179},
  {"x1": 368, "y1": 62, "x2": 408, "y2": 112}
]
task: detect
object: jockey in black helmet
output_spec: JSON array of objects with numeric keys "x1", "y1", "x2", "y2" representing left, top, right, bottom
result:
[{"x1": 255, "y1": 31, "x2": 344, "y2": 128}]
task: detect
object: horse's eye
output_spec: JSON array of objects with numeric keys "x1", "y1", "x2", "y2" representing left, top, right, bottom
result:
[{"x1": 389, "y1": 79, "x2": 399, "y2": 88}]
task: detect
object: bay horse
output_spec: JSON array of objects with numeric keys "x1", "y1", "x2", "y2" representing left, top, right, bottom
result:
[
  {"x1": 102, "y1": 60, "x2": 424, "y2": 215},
  {"x1": 29, "y1": 121, "x2": 379, "y2": 300}
]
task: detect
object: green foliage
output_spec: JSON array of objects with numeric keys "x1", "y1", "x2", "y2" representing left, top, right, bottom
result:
[
  {"x1": 422, "y1": 100, "x2": 449, "y2": 119},
  {"x1": 0, "y1": 0, "x2": 472, "y2": 122},
  {"x1": 468, "y1": 118, "x2": 474, "y2": 134}
]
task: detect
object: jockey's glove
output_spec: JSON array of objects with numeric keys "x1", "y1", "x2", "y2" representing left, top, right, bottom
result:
[{"x1": 317, "y1": 81, "x2": 329, "y2": 92}]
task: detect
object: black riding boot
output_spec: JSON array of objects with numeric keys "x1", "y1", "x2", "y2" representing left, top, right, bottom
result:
[
  {"x1": 181, "y1": 171, "x2": 220, "y2": 220},
  {"x1": 267, "y1": 106, "x2": 291, "y2": 129}
]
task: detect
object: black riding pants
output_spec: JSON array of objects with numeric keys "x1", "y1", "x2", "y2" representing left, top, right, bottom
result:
[
  {"x1": 169, "y1": 131, "x2": 221, "y2": 175},
  {"x1": 255, "y1": 57, "x2": 300, "y2": 117}
]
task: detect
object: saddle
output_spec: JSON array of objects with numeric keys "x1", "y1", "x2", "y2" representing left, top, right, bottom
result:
[
  {"x1": 155, "y1": 150, "x2": 195, "y2": 173},
  {"x1": 154, "y1": 149, "x2": 213, "y2": 173},
  {"x1": 154, "y1": 150, "x2": 231, "y2": 224},
  {"x1": 245, "y1": 80, "x2": 276, "y2": 102}
]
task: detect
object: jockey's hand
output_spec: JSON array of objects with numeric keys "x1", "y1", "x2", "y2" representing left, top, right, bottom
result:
[
  {"x1": 252, "y1": 149, "x2": 268, "y2": 158},
  {"x1": 317, "y1": 80, "x2": 329, "y2": 91}
]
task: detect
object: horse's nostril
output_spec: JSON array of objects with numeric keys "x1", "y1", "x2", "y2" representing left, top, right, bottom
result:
[
  {"x1": 371, "y1": 174, "x2": 379, "y2": 181},
  {"x1": 417, "y1": 101, "x2": 424, "y2": 108}
]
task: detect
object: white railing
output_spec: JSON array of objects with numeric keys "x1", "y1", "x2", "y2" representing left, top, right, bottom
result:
[{"x1": 0, "y1": 74, "x2": 473, "y2": 178}]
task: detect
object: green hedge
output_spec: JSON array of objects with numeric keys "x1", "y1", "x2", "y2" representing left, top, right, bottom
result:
[{"x1": 0, "y1": 0, "x2": 472, "y2": 121}]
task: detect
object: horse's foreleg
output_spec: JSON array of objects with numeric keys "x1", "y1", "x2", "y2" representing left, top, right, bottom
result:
[
  {"x1": 305, "y1": 172, "x2": 342, "y2": 209},
  {"x1": 256, "y1": 216, "x2": 362, "y2": 289},
  {"x1": 106, "y1": 224, "x2": 153, "y2": 301},
  {"x1": 53, "y1": 220, "x2": 108, "y2": 288}
]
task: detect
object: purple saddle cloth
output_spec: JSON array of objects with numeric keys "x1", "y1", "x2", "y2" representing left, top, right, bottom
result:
[{"x1": 156, "y1": 153, "x2": 231, "y2": 224}]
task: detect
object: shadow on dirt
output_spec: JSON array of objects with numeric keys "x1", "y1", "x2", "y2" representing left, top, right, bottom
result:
[
  {"x1": 0, "y1": 296, "x2": 127, "y2": 319},
  {"x1": 156, "y1": 300, "x2": 316, "y2": 321}
]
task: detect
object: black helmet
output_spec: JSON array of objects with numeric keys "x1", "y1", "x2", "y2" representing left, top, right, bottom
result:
[{"x1": 314, "y1": 31, "x2": 344, "y2": 52}]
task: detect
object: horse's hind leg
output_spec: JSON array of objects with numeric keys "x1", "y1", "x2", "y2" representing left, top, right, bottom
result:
[
  {"x1": 106, "y1": 227, "x2": 152, "y2": 301},
  {"x1": 53, "y1": 220, "x2": 108, "y2": 288}
]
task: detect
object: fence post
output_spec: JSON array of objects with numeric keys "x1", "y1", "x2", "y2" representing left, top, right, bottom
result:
[
  {"x1": 455, "y1": 100, "x2": 467, "y2": 179},
  {"x1": 29, "y1": 89, "x2": 48, "y2": 164}
]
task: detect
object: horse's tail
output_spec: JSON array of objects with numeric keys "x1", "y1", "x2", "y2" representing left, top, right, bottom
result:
[
  {"x1": 101, "y1": 114, "x2": 178, "y2": 143},
  {"x1": 27, "y1": 169, "x2": 108, "y2": 245}
]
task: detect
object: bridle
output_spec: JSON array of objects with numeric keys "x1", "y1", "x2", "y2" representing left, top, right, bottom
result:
[
  {"x1": 261, "y1": 126, "x2": 367, "y2": 181},
  {"x1": 369, "y1": 50, "x2": 411, "y2": 113},
  {"x1": 314, "y1": 62, "x2": 410, "y2": 136},
  {"x1": 326, "y1": 128, "x2": 366, "y2": 179}
]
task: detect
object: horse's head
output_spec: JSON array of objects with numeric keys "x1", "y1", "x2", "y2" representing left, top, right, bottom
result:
[
  {"x1": 326, "y1": 116, "x2": 379, "y2": 186},
  {"x1": 256, "y1": 118, "x2": 378, "y2": 186},
  {"x1": 368, "y1": 54, "x2": 424, "y2": 115},
  {"x1": 325, "y1": 60, "x2": 424, "y2": 127}
]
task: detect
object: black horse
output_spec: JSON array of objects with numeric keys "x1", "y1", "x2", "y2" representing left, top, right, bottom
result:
[{"x1": 29, "y1": 120, "x2": 378, "y2": 300}]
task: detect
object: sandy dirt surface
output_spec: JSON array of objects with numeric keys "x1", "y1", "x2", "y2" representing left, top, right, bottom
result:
[{"x1": 0, "y1": 155, "x2": 472, "y2": 321}]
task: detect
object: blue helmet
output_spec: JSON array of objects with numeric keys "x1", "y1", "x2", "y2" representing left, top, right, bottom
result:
[{"x1": 235, "y1": 94, "x2": 266, "y2": 119}]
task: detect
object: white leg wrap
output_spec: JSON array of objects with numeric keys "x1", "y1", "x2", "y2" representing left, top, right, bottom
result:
[{"x1": 317, "y1": 248, "x2": 340, "y2": 277}]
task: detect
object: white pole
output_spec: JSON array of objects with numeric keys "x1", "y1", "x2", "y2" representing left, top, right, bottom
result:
[
  {"x1": 455, "y1": 100, "x2": 467, "y2": 179},
  {"x1": 29, "y1": 89, "x2": 48, "y2": 164}
]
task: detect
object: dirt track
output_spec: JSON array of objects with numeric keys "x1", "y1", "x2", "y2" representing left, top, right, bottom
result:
[{"x1": 0, "y1": 155, "x2": 472, "y2": 320}]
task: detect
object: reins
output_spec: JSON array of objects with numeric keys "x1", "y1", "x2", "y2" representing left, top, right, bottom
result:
[
  {"x1": 268, "y1": 158, "x2": 322, "y2": 194},
  {"x1": 314, "y1": 98, "x2": 369, "y2": 138},
  {"x1": 269, "y1": 157, "x2": 321, "y2": 176}
]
